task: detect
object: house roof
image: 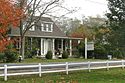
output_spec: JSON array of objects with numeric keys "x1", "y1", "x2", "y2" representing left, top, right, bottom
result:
[
  {"x1": 35, "y1": 16, "x2": 53, "y2": 22},
  {"x1": 9, "y1": 17, "x2": 83, "y2": 40},
  {"x1": 9, "y1": 17, "x2": 68, "y2": 38}
]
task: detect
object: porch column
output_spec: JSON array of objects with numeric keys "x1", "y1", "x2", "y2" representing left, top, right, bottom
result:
[
  {"x1": 19, "y1": 37, "x2": 21, "y2": 54},
  {"x1": 30, "y1": 37, "x2": 32, "y2": 50},
  {"x1": 65, "y1": 40, "x2": 67, "y2": 51},
  {"x1": 61, "y1": 39, "x2": 63, "y2": 53},
  {"x1": 40, "y1": 38, "x2": 43, "y2": 55},
  {"x1": 21, "y1": 37, "x2": 25, "y2": 59},
  {"x1": 78, "y1": 40, "x2": 81, "y2": 44},
  {"x1": 85, "y1": 38, "x2": 87, "y2": 59},
  {"x1": 52, "y1": 39, "x2": 55, "y2": 59},
  {"x1": 69, "y1": 39, "x2": 72, "y2": 57}
]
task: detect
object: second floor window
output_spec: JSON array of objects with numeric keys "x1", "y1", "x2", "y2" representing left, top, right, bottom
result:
[
  {"x1": 29, "y1": 22, "x2": 35, "y2": 31},
  {"x1": 41, "y1": 22, "x2": 53, "y2": 32},
  {"x1": 23, "y1": 22, "x2": 35, "y2": 31}
]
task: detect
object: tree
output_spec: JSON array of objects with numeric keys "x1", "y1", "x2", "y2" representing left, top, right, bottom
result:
[
  {"x1": 70, "y1": 24, "x2": 94, "y2": 40},
  {"x1": 55, "y1": 17, "x2": 81, "y2": 35},
  {"x1": 82, "y1": 16, "x2": 106, "y2": 28},
  {"x1": 106, "y1": 0, "x2": 125, "y2": 57},
  {"x1": 94, "y1": 26, "x2": 110, "y2": 45},
  {"x1": 69, "y1": 24, "x2": 94, "y2": 57},
  {"x1": 16, "y1": 0, "x2": 76, "y2": 59},
  {"x1": 0, "y1": 0, "x2": 23, "y2": 52}
]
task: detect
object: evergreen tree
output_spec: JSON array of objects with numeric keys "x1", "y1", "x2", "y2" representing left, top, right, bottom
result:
[{"x1": 106, "y1": 0, "x2": 125, "y2": 57}]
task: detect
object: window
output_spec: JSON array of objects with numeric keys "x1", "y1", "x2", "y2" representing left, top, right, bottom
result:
[
  {"x1": 23, "y1": 22, "x2": 35, "y2": 31},
  {"x1": 23, "y1": 22, "x2": 26, "y2": 30},
  {"x1": 48, "y1": 24, "x2": 52, "y2": 31},
  {"x1": 29, "y1": 27, "x2": 35, "y2": 31},
  {"x1": 41, "y1": 22, "x2": 53, "y2": 32},
  {"x1": 29, "y1": 22, "x2": 35, "y2": 31},
  {"x1": 41, "y1": 23, "x2": 44, "y2": 31}
]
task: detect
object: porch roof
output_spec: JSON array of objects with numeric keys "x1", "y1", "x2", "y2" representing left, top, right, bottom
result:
[{"x1": 9, "y1": 34, "x2": 83, "y2": 40}]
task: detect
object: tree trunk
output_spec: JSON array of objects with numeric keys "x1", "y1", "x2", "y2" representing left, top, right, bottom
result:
[
  {"x1": 20, "y1": 18, "x2": 25, "y2": 59},
  {"x1": 20, "y1": 36, "x2": 25, "y2": 59}
]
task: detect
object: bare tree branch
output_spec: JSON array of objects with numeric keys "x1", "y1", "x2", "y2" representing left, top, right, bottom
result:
[{"x1": 16, "y1": 0, "x2": 78, "y2": 58}]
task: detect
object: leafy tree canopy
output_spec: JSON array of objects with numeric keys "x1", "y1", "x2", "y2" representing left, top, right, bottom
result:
[
  {"x1": 106, "y1": 0, "x2": 125, "y2": 56},
  {"x1": 0, "y1": 0, "x2": 23, "y2": 52}
]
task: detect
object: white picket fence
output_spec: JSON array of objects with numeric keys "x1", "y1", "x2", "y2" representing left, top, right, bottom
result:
[{"x1": 0, "y1": 60, "x2": 125, "y2": 81}]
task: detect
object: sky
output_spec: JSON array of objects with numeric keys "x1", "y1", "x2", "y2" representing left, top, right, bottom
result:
[{"x1": 63, "y1": 0, "x2": 109, "y2": 19}]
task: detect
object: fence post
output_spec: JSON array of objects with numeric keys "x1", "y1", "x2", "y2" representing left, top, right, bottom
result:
[
  {"x1": 106, "y1": 60, "x2": 109, "y2": 71},
  {"x1": 4, "y1": 64, "x2": 7, "y2": 81},
  {"x1": 122, "y1": 60, "x2": 124, "y2": 69},
  {"x1": 88, "y1": 61, "x2": 91, "y2": 72},
  {"x1": 66, "y1": 62, "x2": 68, "y2": 75},
  {"x1": 39, "y1": 63, "x2": 41, "y2": 77}
]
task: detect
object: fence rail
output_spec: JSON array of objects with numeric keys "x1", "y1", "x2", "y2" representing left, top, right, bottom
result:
[{"x1": 0, "y1": 60, "x2": 125, "y2": 81}]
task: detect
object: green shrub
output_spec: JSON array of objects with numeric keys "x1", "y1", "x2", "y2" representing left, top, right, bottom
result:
[
  {"x1": 62, "y1": 51, "x2": 68, "y2": 59},
  {"x1": 77, "y1": 41, "x2": 85, "y2": 58},
  {"x1": 94, "y1": 45, "x2": 107, "y2": 59},
  {"x1": 46, "y1": 51, "x2": 52, "y2": 59},
  {"x1": 25, "y1": 51, "x2": 32, "y2": 58},
  {"x1": 113, "y1": 50, "x2": 123, "y2": 59},
  {"x1": 0, "y1": 53, "x2": 4, "y2": 61},
  {"x1": 4, "y1": 50, "x2": 18, "y2": 62}
]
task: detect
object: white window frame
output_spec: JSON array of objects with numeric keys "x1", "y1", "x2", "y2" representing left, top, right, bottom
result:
[
  {"x1": 41, "y1": 21, "x2": 53, "y2": 32},
  {"x1": 23, "y1": 22, "x2": 26, "y2": 30},
  {"x1": 41, "y1": 23, "x2": 44, "y2": 31},
  {"x1": 29, "y1": 22, "x2": 35, "y2": 31}
]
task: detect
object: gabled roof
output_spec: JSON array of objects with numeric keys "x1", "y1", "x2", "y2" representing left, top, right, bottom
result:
[{"x1": 9, "y1": 17, "x2": 68, "y2": 39}]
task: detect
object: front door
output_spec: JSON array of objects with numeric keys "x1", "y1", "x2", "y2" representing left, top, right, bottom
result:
[{"x1": 41, "y1": 38, "x2": 52, "y2": 55}]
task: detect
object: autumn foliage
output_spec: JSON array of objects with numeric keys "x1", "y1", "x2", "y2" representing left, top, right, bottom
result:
[
  {"x1": 69, "y1": 25, "x2": 93, "y2": 39},
  {"x1": 0, "y1": 0, "x2": 23, "y2": 51}
]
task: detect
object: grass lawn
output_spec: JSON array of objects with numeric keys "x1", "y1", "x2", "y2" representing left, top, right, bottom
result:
[
  {"x1": 0, "y1": 68, "x2": 125, "y2": 83},
  {"x1": 21, "y1": 58, "x2": 105, "y2": 63}
]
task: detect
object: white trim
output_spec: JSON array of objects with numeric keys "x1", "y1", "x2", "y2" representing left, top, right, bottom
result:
[
  {"x1": 51, "y1": 23, "x2": 53, "y2": 31},
  {"x1": 78, "y1": 40, "x2": 81, "y2": 44},
  {"x1": 41, "y1": 22, "x2": 53, "y2": 32},
  {"x1": 85, "y1": 38, "x2": 87, "y2": 59},
  {"x1": 41, "y1": 38, "x2": 52, "y2": 55},
  {"x1": 52, "y1": 39, "x2": 55, "y2": 58},
  {"x1": 41, "y1": 38, "x2": 44, "y2": 55},
  {"x1": 9, "y1": 35, "x2": 83, "y2": 40},
  {"x1": 41, "y1": 23, "x2": 44, "y2": 31},
  {"x1": 41, "y1": 21, "x2": 53, "y2": 24},
  {"x1": 69, "y1": 40, "x2": 72, "y2": 56}
]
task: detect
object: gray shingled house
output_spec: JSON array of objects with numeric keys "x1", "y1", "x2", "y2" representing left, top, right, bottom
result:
[{"x1": 9, "y1": 17, "x2": 82, "y2": 58}]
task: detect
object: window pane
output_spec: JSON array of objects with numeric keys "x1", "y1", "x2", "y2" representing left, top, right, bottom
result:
[
  {"x1": 44, "y1": 24, "x2": 46, "y2": 31},
  {"x1": 41, "y1": 23, "x2": 44, "y2": 31},
  {"x1": 29, "y1": 22, "x2": 35, "y2": 31},
  {"x1": 48, "y1": 24, "x2": 51, "y2": 31},
  {"x1": 41, "y1": 23, "x2": 53, "y2": 32}
]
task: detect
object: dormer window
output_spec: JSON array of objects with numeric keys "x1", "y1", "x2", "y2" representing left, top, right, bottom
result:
[
  {"x1": 41, "y1": 22, "x2": 53, "y2": 32},
  {"x1": 23, "y1": 22, "x2": 35, "y2": 31},
  {"x1": 23, "y1": 22, "x2": 26, "y2": 30},
  {"x1": 29, "y1": 26, "x2": 35, "y2": 31},
  {"x1": 29, "y1": 22, "x2": 35, "y2": 31}
]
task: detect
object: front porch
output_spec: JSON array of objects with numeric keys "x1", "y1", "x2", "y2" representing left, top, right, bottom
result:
[
  {"x1": 40, "y1": 37, "x2": 81, "y2": 58},
  {"x1": 15, "y1": 37, "x2": 82, "y2": 58}
]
